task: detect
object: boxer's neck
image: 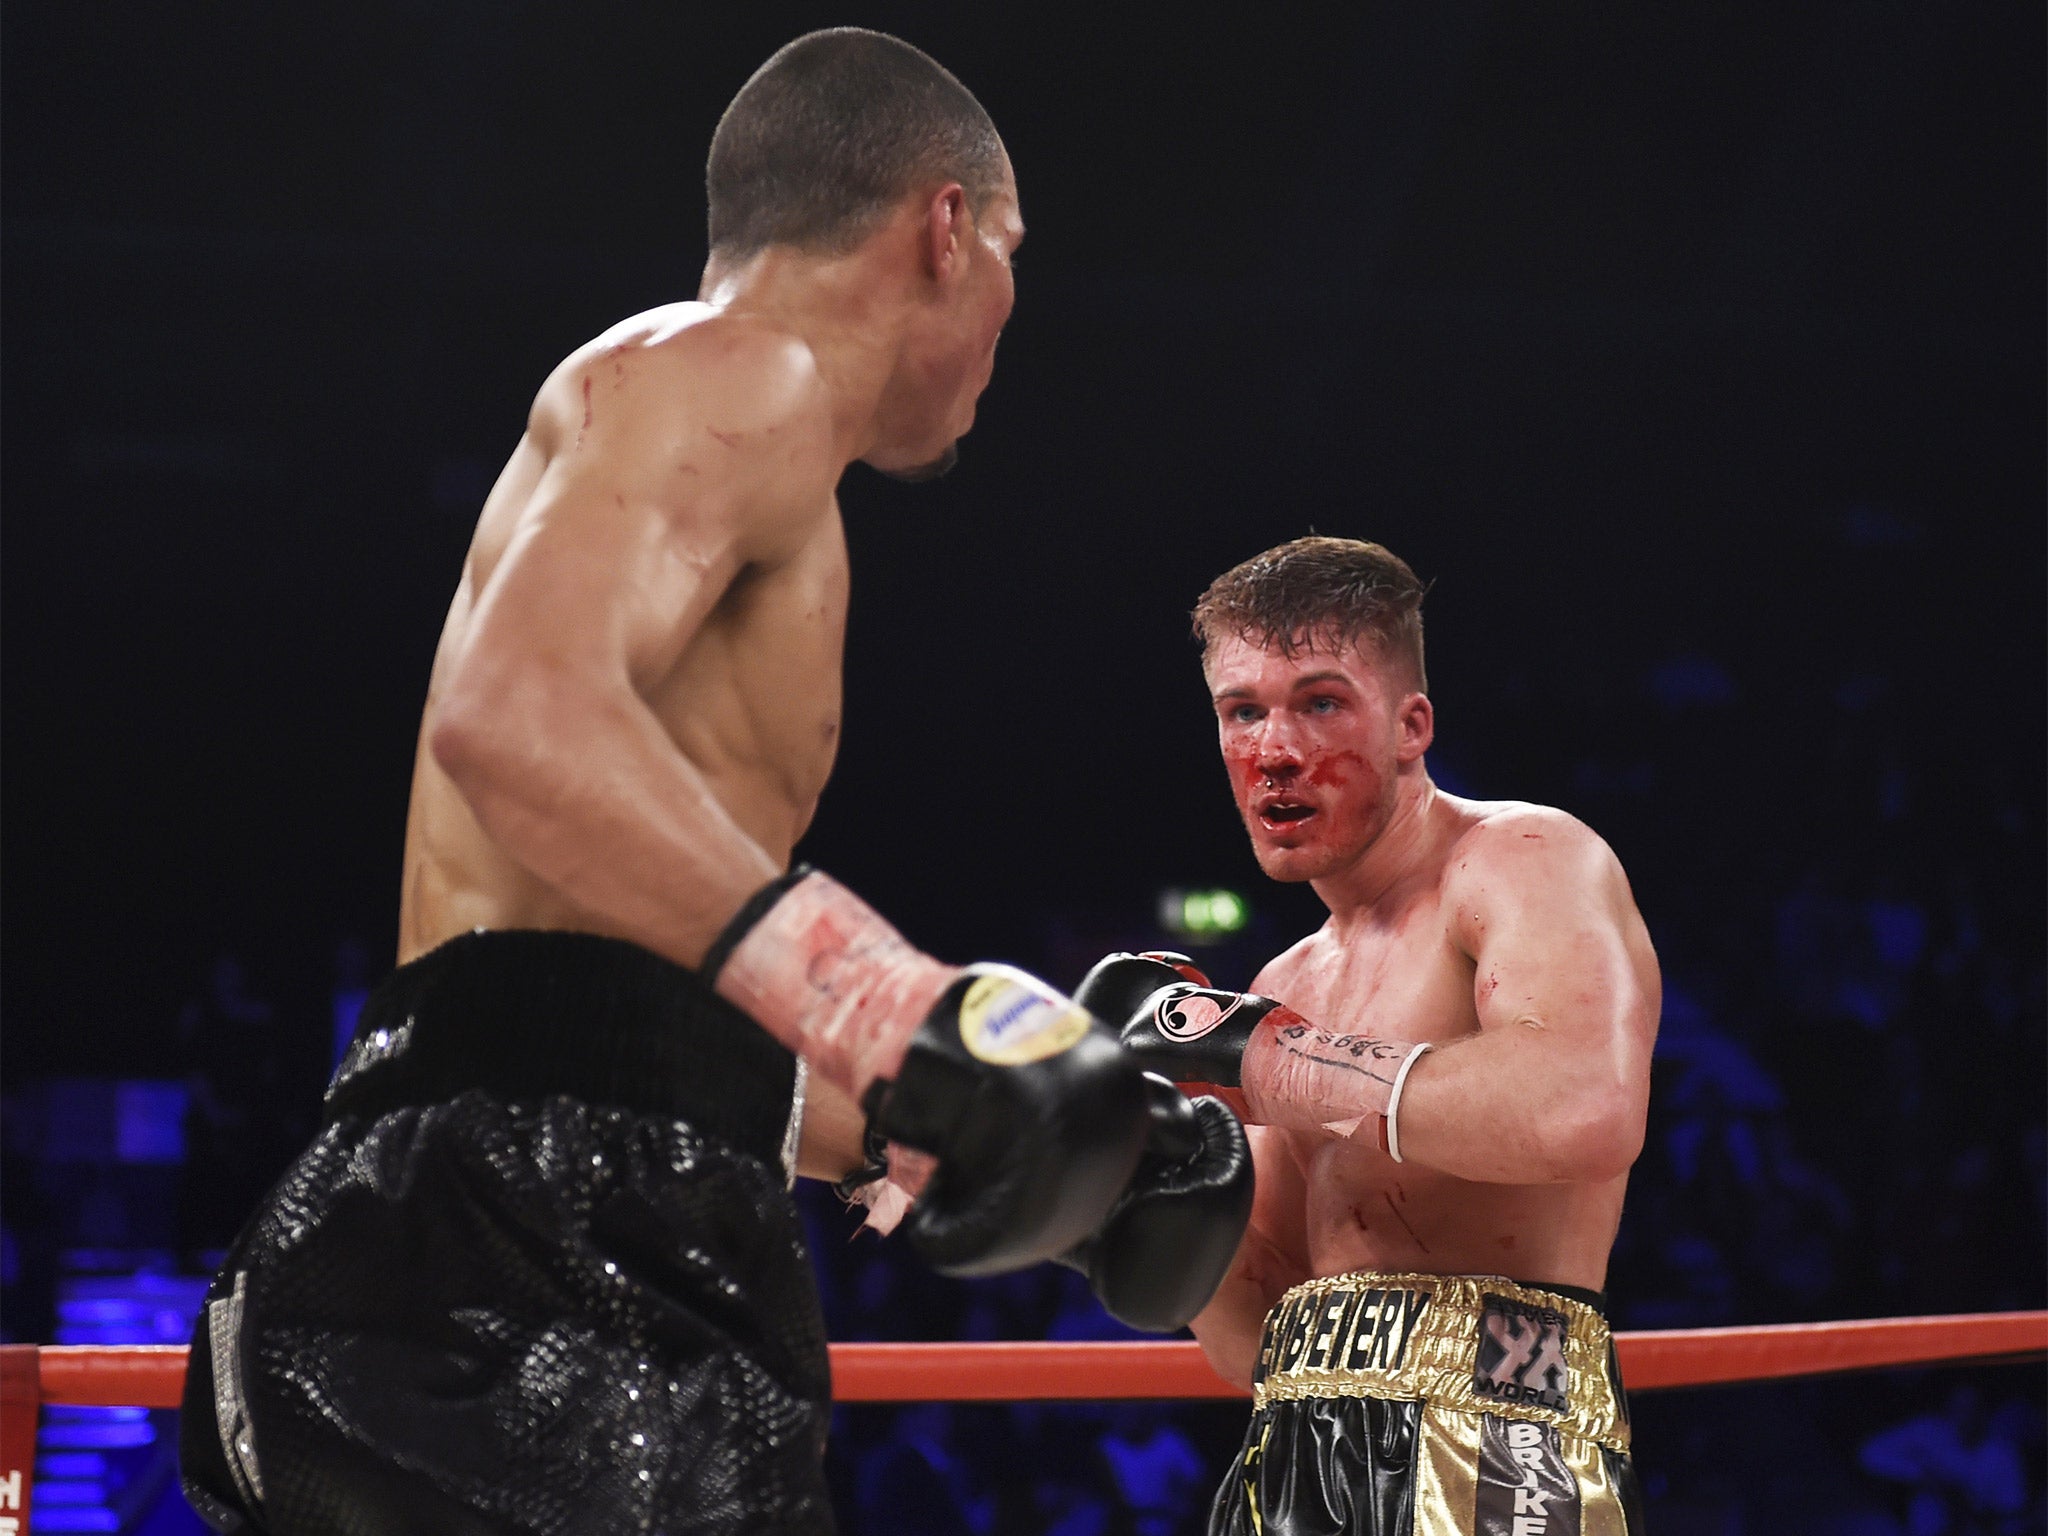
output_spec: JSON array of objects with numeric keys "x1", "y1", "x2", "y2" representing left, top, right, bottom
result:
[
  {"x1": 1310, "y1": 765, "x2": 1445, "y2": 931},
  {"x1": 698, "y1": 219, "x2": 939, "y2": 464}
]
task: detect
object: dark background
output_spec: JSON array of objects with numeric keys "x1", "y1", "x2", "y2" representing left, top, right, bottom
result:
[{"x1": 4, "y1": 4, "x2": 2043, "y2": 1532}]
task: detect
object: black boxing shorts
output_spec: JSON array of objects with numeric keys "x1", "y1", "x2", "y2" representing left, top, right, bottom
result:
[
  {"x1": 178, "y1": 929, "x2": 832, "y2": 1536},
  {"x1": 1207, "y1": 1271, "x2": 1644, "y2": 1536}
]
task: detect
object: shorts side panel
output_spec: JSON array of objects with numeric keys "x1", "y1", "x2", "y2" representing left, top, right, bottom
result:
[
  {"x1": 1408, "y1": 1403, "x2": 1480, "y2": 1536},
  {"x1": 1409, "y1": 1404, "x2": 1641, "y2": 1536},
  {"x1": 1206, "y1": 1396, "x2": 1419, "y2": 1536}
]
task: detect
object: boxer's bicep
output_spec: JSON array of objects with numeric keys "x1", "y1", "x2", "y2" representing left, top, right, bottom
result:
[
  {"x1": 1456, "y1": 817, "x2": 1655, "y2": 1052},
  {"x1": 1436, "y1": 811, "x2": 1657, "y2": 1170}
]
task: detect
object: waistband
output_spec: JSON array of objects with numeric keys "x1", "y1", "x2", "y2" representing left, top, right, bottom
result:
[
  {"x1": 322, "y1": 929, "x2": 799, "y2": 1172},
  {"x1": 1253, "y1": 1271, "x2": 1628, "y2": 1454}
]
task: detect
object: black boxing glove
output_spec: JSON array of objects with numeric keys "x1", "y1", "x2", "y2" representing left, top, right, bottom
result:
[
  {"x1": 861, "y1": 965, "x2": 1152, "y2": 1277},
  {"x1": 1069, "y1": 950, "x2": 1213, "y2": 1023},
  {"x1": 1074, "y1": 951, "x2": 1302, "y2": 1094},
  {"x1": 1058, "y1": 1074, "x2": 1254, "y2": 1333}
]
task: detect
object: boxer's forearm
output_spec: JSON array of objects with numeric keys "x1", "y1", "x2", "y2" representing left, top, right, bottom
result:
[
  {"x1": 1190, "y1": 1292, "x2": 1265, "y2": 1391},
  {"x1": 1191, "y1": 1219, "x2": 1306, "y2": 1389},
  {"x1": 794, "y1": 1072, "x2": 869, "y2": 1182},
  {"x1": 1385, "y1": 1030, "x2": 1645, "y2": 1184},
  {"x1": 1191, "y1": 1125, "x2": 1310, "y2": 1388},
  {"x1": 432, "y1": 676, "x2": 779, "y2": 969}
]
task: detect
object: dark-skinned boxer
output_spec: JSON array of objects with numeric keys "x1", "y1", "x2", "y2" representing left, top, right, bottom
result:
[{"x1": 178, "y1": 32, "x2": 1246, "y2": 1536}]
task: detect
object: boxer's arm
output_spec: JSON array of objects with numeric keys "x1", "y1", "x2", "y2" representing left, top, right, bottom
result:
[
  {"x1": 1190, "y1": 1124, "x2": 1310, "y2": 1390},
  {"x1": 430, "y1": 328, "x2": 839, "y2": 967},
  {"x1": 795, "y1": 1073, "x2": 869, "y2": 1182},
  {"x1": 1394, "y1": 807, "x2": 1659, "y2": 1184}
]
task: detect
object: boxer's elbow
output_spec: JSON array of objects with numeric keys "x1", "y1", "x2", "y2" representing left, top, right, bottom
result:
[
  {"x1": 430, "y1": 665, "x2": 569, "y2": 807},
  {"x1": 429, "y1": 687, "x2": 516, "y2": 795},
  {"x1": 1543, "y1": 1084, "x2": 1646, "y2": 1182}
]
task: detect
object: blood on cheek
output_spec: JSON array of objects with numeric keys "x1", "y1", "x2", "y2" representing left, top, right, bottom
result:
[
  {"x1": 1302, "y1": 748, "x2": 1381, "y2": 833},
  {"x1": 1305, "y1": 749, "x2": 1366, "y2": 790}
]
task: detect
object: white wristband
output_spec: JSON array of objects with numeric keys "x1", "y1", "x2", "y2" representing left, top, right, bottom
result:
[{"x1": 1384, "y1": 1042, "x2": 1433, "y2": 1164}]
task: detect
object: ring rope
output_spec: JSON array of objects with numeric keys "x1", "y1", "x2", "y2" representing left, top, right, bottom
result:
[{"x1": 15, "y1": 1311, "x2": 2044, "y2": 1409}]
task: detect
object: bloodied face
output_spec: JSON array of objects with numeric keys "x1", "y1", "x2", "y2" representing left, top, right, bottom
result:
[{"x1": 1205, "y1": 633, "x2": 1430, "y2": 884}]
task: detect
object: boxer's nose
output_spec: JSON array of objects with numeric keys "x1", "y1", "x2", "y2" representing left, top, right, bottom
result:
[{"x1": 1253, "y1": 719, "x2": 1305, "y2": 778}]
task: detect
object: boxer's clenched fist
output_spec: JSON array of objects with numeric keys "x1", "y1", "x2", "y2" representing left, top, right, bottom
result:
[
  {"x1": 1058, "y1": 1074, "x2": 1253, "y2": 1332},
  {"x1": 1074, "y1": 951, "x2": 1294, "y2": 1103}
]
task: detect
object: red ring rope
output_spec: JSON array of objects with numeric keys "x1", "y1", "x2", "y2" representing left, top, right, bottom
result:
[{"x1": 18, "y1": 1311, "x2": 2045, "y2": 1409}]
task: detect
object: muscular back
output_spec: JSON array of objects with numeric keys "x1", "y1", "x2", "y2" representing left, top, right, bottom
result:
[{"x1": 398, "y1": 304, "x2": 848, "y2": 963}]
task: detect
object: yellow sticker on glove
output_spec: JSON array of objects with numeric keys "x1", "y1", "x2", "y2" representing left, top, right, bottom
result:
[{"x1": 958, "y1": 974, "x2": 1092, "y2": 1065}]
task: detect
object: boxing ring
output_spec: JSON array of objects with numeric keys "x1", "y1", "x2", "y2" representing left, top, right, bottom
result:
[
  {"x1": 4, "y1": 1311, "x2": 2040, "y2": 1522},
  {"x1": 11, "y1": 1310, "x2": 2039, "y2": 1412}
]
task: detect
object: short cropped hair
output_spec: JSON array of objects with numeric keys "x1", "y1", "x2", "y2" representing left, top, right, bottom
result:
[
  {"x1": 707, "y1": 29, "x2": 1007, "y2": 259},
  {"x1": 1192, "y1": 536, "x2": 1429, "y2": 690}
]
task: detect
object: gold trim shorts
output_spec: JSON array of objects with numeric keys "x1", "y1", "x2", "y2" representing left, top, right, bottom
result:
[{"x1": 1206, "y1": 1272, "x2": 1644, "y2": 1536}]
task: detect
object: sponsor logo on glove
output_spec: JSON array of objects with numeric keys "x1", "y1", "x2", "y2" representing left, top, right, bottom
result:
[
  {"x1": 1154, "y1": 991, "x2": 1243, "y2": 1043},
  {"x1": 959, "y1": 974, "x2": 1092, "y2": 1065}
]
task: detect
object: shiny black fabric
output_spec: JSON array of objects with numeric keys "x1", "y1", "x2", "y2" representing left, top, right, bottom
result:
[
  {"x1": 1206, "y1": 1396, "x2": 1647, "y2": 1536},
  {"x1": 323, "y1": 928, "x2": 797, "y2": 1164},
  {"x1": 180, "y1": 931, "x2": 830, "y2": 1535},
  {"x1": 1207, "y1": 1395, "x2": 1420, "y2": 1536}
]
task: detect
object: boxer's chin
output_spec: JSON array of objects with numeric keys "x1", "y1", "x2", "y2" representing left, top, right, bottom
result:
[
  {"x1": 876, "y1": 442, "x2": 959, "y2": 484},
  {"x1": 1248, "y1": 833, "x2": 1331, "y2": 884}
]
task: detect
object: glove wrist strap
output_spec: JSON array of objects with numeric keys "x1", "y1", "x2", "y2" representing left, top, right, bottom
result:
[{"x1": 699, "y1": 864, "x2": 814, "y2": 985}]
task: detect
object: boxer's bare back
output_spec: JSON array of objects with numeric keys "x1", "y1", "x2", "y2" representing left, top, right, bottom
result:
[
  {"x1": 387, "y1": 167, "x2": 1023, "y2": 1175},
  {"x1": 399, "y1": 305, "x2": 845, "y2": 962}
]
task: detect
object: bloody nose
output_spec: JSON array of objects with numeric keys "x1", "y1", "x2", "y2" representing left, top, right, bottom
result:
[{"x1": 1255, "y1": 748, "x2": 1302, "y2": 782}]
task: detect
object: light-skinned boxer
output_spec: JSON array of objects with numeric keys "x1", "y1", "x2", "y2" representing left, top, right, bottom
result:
[{"x1": 1079, "y1": 537, "x2": 1658, "y2": 1535}]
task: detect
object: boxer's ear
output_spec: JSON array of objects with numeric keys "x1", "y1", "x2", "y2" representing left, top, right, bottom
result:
[
  {"x1": 1396, "y1": 692, "x2": 1434, "y2": 762},
  {"x1": 922, "y1": 183, "x2": 969, "y2": 282}
]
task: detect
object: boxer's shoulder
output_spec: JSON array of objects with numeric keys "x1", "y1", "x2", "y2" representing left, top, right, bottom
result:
[
  {"x1": 533, "y1": 308, "x2": 834, "y2": 471},
  {"x1": 1444, "y1": 800, "x2": 1613, "y2": 880},
  {"x1": 522, "y1": 308, "x2": 840, "y2": 559},
  {"x1": 1440, "y1": 800, "x2": 1636, "y2": 937}
]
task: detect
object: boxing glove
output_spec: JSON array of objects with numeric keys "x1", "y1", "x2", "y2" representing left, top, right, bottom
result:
[
  {"x1": 861, "y1": 965, "x2": 1152, "y2": 1275},
  {"x1": 1074, "y1": 951, "x2": 1299, "y2": 1091},
  {"x1": 1059, "y1": 1073, "x2": 1254, "y2": 1332}
]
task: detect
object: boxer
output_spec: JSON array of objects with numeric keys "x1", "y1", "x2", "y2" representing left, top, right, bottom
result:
[
  {"x1": 179, "y1": 30, "x2": 1247, "y2": 1535},
  {"x1": 1080, "y1": 537, "x2": 1657, "y2": 1534}
]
